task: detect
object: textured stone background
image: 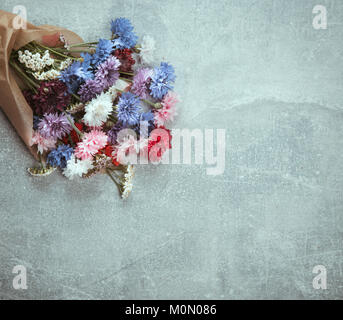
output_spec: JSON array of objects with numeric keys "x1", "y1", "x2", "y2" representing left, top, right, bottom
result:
[{"x1": 1, "y1": 0, "x2": 343, "y2": 300}]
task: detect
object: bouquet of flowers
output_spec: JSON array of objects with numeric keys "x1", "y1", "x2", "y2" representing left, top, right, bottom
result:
[{"x1": 0, "y1": 11, "x2": 178, "y2": 199}]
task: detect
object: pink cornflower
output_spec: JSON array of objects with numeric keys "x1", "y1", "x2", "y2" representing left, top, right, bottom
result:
[
  {"x1": 154, "y1": 91, "x2": 178, "y2": 127},
  {"x1": 30, "y1": 131, "x2": 57, "y2": 154},
  {"x1": 74, "y1": 130, "x2": 108, "y2": 160},
  {"x1": 113, "y1": 135, "x2": 139, "y2": 165}
]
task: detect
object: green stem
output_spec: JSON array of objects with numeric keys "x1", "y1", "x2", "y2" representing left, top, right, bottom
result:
[
  {"x1": 107, "y1": 166, "x2": 124, "y2": 171},
  {"x1": 35, "y1": 42, "x2": 81, "y2": 61},
  {"x1": 109, "y1": 114, "x2": 117, "y2": 122},
  {"x1": 133, "y1": 45, "x2": 141, "y2": 53},
  {"x1": 9, "y1": 60, "x2": 39, "y2": 93},
  {"x1": 141, "y1": 98, "x2": 162, "y2": 109},
  {"x1": 66, "y1": 49, "x2": 94, "y2": 54},
  {"x1": 68, "y1": 134, "x2": 75, "y2": 147},
  {"x1": 119, "y1": 77, "x2": 132, "y2": 82},
  {"x1": 24, "y1": 42, "x2": 39, "y2": 53},
  {"x1": 64, "y1": 113, "x2": 84, "y2": 139},
  {"x1": 71, "y1": 93, "x2": 81, "y2": 102},
  {"x1": 111, "y1": 170, "x2": 123, "y2": 179},
  {"x1": 119, "y1": 71, "x2": 134, "y2": 76},
  {"x1": 38, "y1": 153, "x2": 46, "y2": 169},
  {"x1": 106, "y1": 169, "x2": 121, "y2": 189},
  {"x1": 69, "y1": 42, "x2": 98, "y2": 48}
]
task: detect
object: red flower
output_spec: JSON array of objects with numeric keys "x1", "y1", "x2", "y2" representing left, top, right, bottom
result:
[
  {"x1": 33, "y1": 80, "x2": 71, "y2": 115},
  {"x1": 97, "y1": 145, "x2": 120, "y2": 166},
  {"x1": 114, "y1": 49, "x2": 135, "y2": 73},
  {"x1": 71, "y1": 123, "x2": 84, "y2": 143},
  {"x1": 62, "y1": 122, "x2": 83, "y2": 145},
  {"x1": 112, "y1": 157, "x2": 120, "y2": 167}
]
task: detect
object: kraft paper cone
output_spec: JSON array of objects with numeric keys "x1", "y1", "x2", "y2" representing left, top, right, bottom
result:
[{"x1": 0, "y1": 10, "x2": 83, "y2": 159}]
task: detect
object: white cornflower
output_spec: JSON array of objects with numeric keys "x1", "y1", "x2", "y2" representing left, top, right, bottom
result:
[
  {"x1": 83, "y1": 92, "x2": 113, "y2": 127},
  {"x1": 139, "y1": 35, "x2": 155, "y2": 65},
  {"x1": 63, "y1": 155, "x2": 94, "y2": 180}
]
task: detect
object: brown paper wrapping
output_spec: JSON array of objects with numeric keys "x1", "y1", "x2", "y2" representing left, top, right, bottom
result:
[{"x1": 0, "y1": 10, "x2": 83, "y2": 158}]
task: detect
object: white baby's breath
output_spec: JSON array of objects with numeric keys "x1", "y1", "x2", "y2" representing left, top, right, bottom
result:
[
  {"x1": 121, "y1": 165, "x2": 135, "y2": 199},
  {"x1": 60, "y1": 58, "x2": 73, "y2": 70},
  {"x1": 121, "y1": 180, "x2": 133, "y2": 199},
  {"x1": 32, "y1": 69, "x2": 60, "y2": 80},
  {"x1": 18, "y1": 50, "x2": 54, "y2": 71}
]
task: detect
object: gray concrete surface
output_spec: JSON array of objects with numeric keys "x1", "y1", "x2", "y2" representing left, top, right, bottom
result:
[{"x1": 1, "y1": 0, "x2": 343, "y2": 299}]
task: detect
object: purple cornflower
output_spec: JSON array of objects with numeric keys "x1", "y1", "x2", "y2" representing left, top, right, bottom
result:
[
  {"x1": 78, "y1": 79, "x2": 104, "y2": 103},
  {"x1": 38, "y1": 113, "x2": 72, "y2": 140},
  {"x1": 149, "y1": 62, "x2": 176, "y2": 100},
  {"x1": 95, "y1": 56, "x2": 121, "y2": 90},
  {"x1": 111, "y1": 18, "x2": 138, "y2": 49},
  {"x1": 131, "y1": 68, "x2": 153, "y2": 99},
  {"x1": 107, "y1": 123, "x2": 125, "y2": 145},
  {"x1": 116, "y1": 92, "x2": 141, "y2": 126},
  {"x1": 47, "y1": 144, "x2": 74, "y2": 168}
]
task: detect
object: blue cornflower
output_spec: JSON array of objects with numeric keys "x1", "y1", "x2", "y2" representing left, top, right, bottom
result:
[
  {"x1": 80, "y1": 52, "x2": 94, "y2": 80},
  {"x1": 135, "y1": 111, "x2": 155, "y2": 138},
  {"x1": 149, "y1": 62, "x2": 176, "y2": 100},
  {"x1": 111, "y1": 18, "x2": 138, "y2": 49},
  {"x1": 47, "y1": 144, "x2": 74, "y2": 169},
  {"x1": 60, "y1": 61, "x2": 88, "y2": 93},
  {"x1": 81, "y1": 52, "x2": 92, "y2": 67},
  {"x1": 91, "y1": 39, "x2": 114, "y2": 67},
  {"x1": 116, "y1": 92, "x2": 141, "y2": 126}
]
